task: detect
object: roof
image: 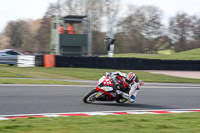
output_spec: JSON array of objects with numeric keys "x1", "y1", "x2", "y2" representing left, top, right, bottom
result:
[
  {"x1": 63, "y1": 15, "x2": 87, "y2": 19},
  {"x1": 61, "y1": 15, "x2": 88, "y2": 23}
]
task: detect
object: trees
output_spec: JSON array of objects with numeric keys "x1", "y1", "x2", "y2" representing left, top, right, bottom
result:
[
  {"x1": 0, "y1": 3, "x2": 56, "y2": 53},
  {"x1": 169, "y1": 13, "x2": 192, "y2": 52},
  {"x1": 116, "y1": 5, "x2": 163, "y2": 53},
  {"x1": 35, "y1": 3, "x2": 58, "y2": 54},
  {"x1": 169, "y1": 12, "x2": 200, "y2": 52},
  {"x1": 5, "y1": 21, "x2": 24, "y2": 48},
  {"x1": 192, "y1": 16, "x2": 200, "y2": 49},
  {"x1": 3, "y1": 20, "x2": 39, "y2": 52}
]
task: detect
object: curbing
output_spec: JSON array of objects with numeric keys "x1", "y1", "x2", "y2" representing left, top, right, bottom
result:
[{"x1": 0, "y1": 109, "x2": 200, "y2": 121}]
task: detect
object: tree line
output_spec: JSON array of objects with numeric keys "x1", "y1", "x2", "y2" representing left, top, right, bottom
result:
[{"x1": 0, "y1": 0, "x2": 200, "y2": 54}]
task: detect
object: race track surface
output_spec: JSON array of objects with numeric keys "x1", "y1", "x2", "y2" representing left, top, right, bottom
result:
[{"x1": 0, "y1": 83, "x2": 200, "y2": 115}]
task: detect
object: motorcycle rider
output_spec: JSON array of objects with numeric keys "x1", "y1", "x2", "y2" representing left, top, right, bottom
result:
[{"x1": 106, "y1": 71, "x2": 143, "y2": 103}]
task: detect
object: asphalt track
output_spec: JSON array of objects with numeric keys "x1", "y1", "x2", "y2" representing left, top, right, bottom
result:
[{"x1": 0, "y1": 83, "x2": 200, "y2": 115}]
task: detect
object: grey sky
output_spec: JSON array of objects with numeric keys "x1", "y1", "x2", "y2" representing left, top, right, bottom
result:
[{"x1": 0, "y1": 0, "x2": 56, "y2": 32}]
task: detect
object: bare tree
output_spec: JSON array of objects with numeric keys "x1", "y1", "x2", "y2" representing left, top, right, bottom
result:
[
  {"x1": 61, "y1": 0, "x2": 114, "y2": 31},
  {"x1": 116, "y1": 5, "x2": 163, "y2": 53},
  {"x1": 0, "y1": 32, "x2": 10, "y2": 49},
  {"x1": 5, "y1": 21, "x2": 23, "y2": 48},
  {"x1": 169, "y1": 12, "x2": 193, "y2": 52},
  {"x1": 2, "y1": 19, "x2": 41, "y2": 52},
  {"x1": 35, "y1": 3, "x2": 58, "y2": 54},
  {"x1": 192, "y1": 16, "x2": 200, "y2": 48}
]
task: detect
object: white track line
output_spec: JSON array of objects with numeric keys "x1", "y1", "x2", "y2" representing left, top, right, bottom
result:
[{"x1": 0, "y1": 109, "x2": 200, "y2": 121}]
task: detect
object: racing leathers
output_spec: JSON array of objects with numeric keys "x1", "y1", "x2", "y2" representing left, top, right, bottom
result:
[{"x1": 106, "y1": 71, "x2": 143, "y2": 103}]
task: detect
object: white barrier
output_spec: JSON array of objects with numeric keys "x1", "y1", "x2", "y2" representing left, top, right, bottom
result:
[{"x1": 17, "y1": 55, "x2": 35, "y2": 67}]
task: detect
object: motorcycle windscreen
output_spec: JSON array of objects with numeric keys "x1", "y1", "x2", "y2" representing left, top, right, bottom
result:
[{"x1": 97, "y1": 76, "x2": 106, "y2": 86}]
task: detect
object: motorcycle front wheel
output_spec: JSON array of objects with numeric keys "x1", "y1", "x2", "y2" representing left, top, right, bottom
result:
[{"x1": 83, "y1": 89, "x2": 98, "y2": 103}]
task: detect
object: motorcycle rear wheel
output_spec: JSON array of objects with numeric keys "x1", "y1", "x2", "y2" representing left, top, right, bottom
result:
[{"x1": 83, "y1": 89, "x2": 98, "y2": 103}]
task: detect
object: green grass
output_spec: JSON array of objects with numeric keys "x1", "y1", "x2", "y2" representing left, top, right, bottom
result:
[
  {"x1": 104, "y1": 48, "x2": 200, "y2": 60},
  {"x1": 157, "y1": 49, "x2": 174, "y2": 55},
  {"x1": 0, "y1": 113, "x2": 200, "y2": 133},
  {"x1": 0, "y1": 78, "x2": 82, "y2": 85},
  {"x1": 0, "y1": 65, "x2": 200, "y2": 84},
  {"x1": 178, "y1": 48, "x2": 200, "y2": 55}
]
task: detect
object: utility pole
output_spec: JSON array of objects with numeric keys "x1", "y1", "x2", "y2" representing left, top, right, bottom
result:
[
  {"x1": 88, "y1": 16, "x2": 92, "y2": 56},
  {"x1": 87, "y1": 3, "x2": 94, "y2": 56},
  {"x1": 109, "y1": 0, "x2": 114, "y2": 39},
  {"x1": 106, "y1": 0, "x2": 115, "y2": 57},
  {"x1": 56, "y1": 0, "x2": 61, "y2": 55}
]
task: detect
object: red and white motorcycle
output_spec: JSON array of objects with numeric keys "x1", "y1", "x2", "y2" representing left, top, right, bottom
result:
[{"x1": 83, "y1": 73, "x2": 143, "y2": 103}]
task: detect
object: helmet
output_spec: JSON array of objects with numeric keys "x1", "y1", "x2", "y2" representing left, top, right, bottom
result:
[{"x1": 126, "y1": 72, "x2": 136, "y2": 83}]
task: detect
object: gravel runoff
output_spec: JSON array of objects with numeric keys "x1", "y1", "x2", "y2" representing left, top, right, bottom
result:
[{"x1": 143, "y1": 70, "x2": 200, "y2": 79}]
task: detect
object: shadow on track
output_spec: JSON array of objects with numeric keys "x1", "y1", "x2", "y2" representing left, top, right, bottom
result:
[{"x1": 89, "y1": 102, "x2": 170, "y2": 110}]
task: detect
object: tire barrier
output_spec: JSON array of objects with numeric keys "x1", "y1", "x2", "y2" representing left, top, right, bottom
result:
[
  {"x1": 35, "y1": 55, "x2": 200, "y2": 70},
  {"x1": 17, "y1": 55, "x2": 35, "y2": 67},
  {"x1": 44, "y1": 55, "x2": 55, "y2": 67},
  {"x1": 35, "y1": 55, "x2": 44, "y2": 67}
]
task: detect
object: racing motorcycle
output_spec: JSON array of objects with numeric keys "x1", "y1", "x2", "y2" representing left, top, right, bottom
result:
[{"x1": 83, "y1": 73, "x2": 139, "y2": 103}]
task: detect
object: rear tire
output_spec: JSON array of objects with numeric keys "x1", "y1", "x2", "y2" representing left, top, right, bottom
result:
[{"x1": 83, "y1": 89, "x2": 98, "y2": 103}]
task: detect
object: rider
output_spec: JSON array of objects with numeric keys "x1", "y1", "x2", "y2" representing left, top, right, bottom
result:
[{"x1": 107, "y1": 71, "x2": 143, "y2": 103}]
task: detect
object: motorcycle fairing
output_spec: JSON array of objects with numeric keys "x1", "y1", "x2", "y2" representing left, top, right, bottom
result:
[
  {"x1": 96, "y1": 86, "x2": 118, "y2": 101},
  {"x1": 102, "y1": 77, "x2": 113, "y2": 86},
  {"x1": 99, "y1": 86, "x2": 113, "y2": 92}
]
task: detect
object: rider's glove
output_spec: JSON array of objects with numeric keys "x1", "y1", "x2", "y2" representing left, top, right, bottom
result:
[{"x1": 139, "y1": 80, "x2": 144, "y2": 86}]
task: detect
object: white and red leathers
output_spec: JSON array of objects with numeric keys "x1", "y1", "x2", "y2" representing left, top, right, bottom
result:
[{"x1": 107, "y1": 71, "x2": 143, "y2": 103}]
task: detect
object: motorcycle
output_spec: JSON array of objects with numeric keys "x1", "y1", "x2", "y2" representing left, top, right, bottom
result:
[{"x1": 83, "y1": 73, "x2": 138, "y2": 103}]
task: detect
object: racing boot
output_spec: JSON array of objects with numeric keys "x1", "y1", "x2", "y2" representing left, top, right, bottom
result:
[
  {"x1": 129, "y1": 83, "x2": 140, "y2": 103},
  {"x1": 129, "y1": 95, "x2": 136, "y2": 103},
  {"x1": 129, "y1": 89, "x2": 140, "y2": 103}
]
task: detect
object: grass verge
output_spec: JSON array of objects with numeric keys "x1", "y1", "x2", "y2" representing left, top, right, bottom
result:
[
  {"x1": 102, "y1": 48, "x2": 200, "y2": 60},
  {"x1": 0, "y1": 113, "x2": 200, "y2": 133},
  {"x1": 157, "y1": 49, "x2": 174, "y2": 55},
  {"x1": 105, "y1": 53, "x2": 200, "y2": 60},
  {"x1": 0, "y1": 65, "x2": 200, "y2": 84},
  {"x1": 0, "y1": 78, "x2": 83, "y2": 85}
]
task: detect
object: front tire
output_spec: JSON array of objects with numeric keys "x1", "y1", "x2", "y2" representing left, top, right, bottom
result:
[{"x1": 83, "y1": 89, "x2": 98, "y2": 103}]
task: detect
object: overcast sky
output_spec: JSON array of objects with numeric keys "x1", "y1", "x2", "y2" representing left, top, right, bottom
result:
[
  {"x1": 0, "y1": 0, "x2": 56, "y2": 32},
  {"x1": 123, "y1": 0, "x2": 200, "y2": 21},
  {"x1": 0, "y1": 0, "x2": 200, "y2": 32}
]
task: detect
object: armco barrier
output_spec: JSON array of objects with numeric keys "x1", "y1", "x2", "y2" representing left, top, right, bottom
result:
[{"x1": 35, "y1": 55, "x2": 200, "y2": 70}]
